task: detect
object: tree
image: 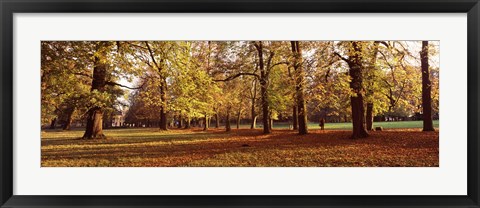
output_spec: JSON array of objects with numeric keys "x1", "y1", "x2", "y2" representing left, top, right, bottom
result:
[
  {"x1": 144, "y1": 41, "x2": 169, "y2": 130},
  {"x1": 290, "y1": 41, "x2": 308, "y2": 135},
  {"x1": 254, "y1": 41, "x2": 272, "y2": 134},
  {"x1": 421, "y1": 41, "x2": 435, "y2": 131},
  {"x1": 336, "y1": 41, "x2": 369, "y2": 139},
  {"x1": 81, "y1": 41, "x2": 141, "y2": 139},
  {"x1": 41, "y1": 41, "x2": 92, "y2": 129},
  {"x1": 82, "y1": 42, "x2": 110, "y2": 139}
]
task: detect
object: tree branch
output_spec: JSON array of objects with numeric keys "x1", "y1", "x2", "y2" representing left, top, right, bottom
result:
[
  {"x1": 214, "y1": 72, "x2": 259, "y2": 82},
  {"x1": 379, "y1": 41, "x2": 390, "y2": 48},
  {"x1": 270, "y1": 61, "x2": 289, "y2": 69},
  {"x1": 144, "y1": 41, "x2": 162, "y2": 70},
  {"x1": 105, "y1": 81, "x2": 144, "y2": 90},
  {"x1": 334, "y1": 52, "x2": 349, "y2": 63},
  {"x1": 125, "y1": 42, "x2": 148, "y2": 50}
]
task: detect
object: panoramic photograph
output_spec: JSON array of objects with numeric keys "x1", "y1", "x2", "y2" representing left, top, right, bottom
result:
[{"x1": 41, "y1": 41, "x2": 439, "y2": 167}]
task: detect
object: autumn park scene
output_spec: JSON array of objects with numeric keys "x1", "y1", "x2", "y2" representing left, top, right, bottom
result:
[{"x1": 41, "y1": 41, "x2": 439, "y2": 167}]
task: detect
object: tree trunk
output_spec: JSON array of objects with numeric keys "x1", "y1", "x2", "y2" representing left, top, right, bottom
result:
[
  {"x1": 255, "y1": 41, "x2": 271, "y2": 134},
  {"x1": 178, "y1": 114, "x2": 183, "y2": 128},
  {"x1": 145, "y1": 42, "x2": 169, "y2": 131},
  {"x1": 269, "y1": 117, "x2": 273, "y2": 130},
  {"x1": 215, "y1": 113, "x2": 220, "y2": 128},
  {"x1": 62, "y1": 107, "x2": 75, "y2": 130},
  {"x1": 366, "y1": 103, "x2": 374, "y2": 131},
  {"x1": 291, "y1": 41, "x2": 308, "y2": 135},
  {"x1": 292, "y1": 104, "x2": 298, "y2": 130},
  {"x1": 83, "y1": 42, "x2": 108, "y2": 139},
  {"x1": 261, "y1": 80, "x2": 270, "y2": 134},
  {"x1": 250, "y1": 104, "x2": 256, "y2": 129},
  {"x1": 50, "y1": 117, "x2": 57, "y2": 129},
  {"x1": 226, "y1": 108, "x2": 231, "y2": 132},
  {"x1": 159, "y1": 82, "x2": 168, "y2": 130},
  {"x1": 421, "y1": 41, "x2": 435, "y2": 131},
  {"x1": 203, "y1": 114, "x2": 209, "y2": 131},
  {"x1": 236, "y1": 109, "x2": 242, "y2": 129},
  {"x1": 251, "y1": 116, "x2": 257, "y2": 129},
  {"x1": 83, "y1": 107, "x2": 106, "y2": 139},
  {"x1": 184, "y1": 117, "x2": 191, "y2": 129},
  {"x1": 347, "y1": 41, "x2": 369, "y2": 139},
  {"x1": 250, "y1": 80, "x2": 257, "y2": 129}
]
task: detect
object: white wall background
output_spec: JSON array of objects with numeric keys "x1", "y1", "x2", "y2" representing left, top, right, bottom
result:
[{"x1": 13, "y1": 13, "x2": 467, "y2": 195}]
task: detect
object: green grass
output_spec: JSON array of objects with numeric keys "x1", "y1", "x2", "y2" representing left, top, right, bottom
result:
[{"x1": 244, "y1": 120, "x2": 439, "y2": 130}]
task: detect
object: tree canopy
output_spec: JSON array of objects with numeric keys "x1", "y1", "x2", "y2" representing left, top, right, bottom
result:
[{"x1": 41, "y1": 41, "x2": 439, "y2": 139}]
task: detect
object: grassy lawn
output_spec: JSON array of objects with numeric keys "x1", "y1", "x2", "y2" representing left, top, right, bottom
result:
[{"x1": 42, "y1": 123, "x2": 439, "y2": 167}]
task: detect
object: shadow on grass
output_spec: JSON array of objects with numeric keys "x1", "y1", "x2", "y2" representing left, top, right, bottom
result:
[{"x1": 41, "y1": 128, "x2": 439, "y2": 167}]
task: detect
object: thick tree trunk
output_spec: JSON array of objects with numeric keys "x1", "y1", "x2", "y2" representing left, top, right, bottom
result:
[
  {"x1": 226, "y1": 108, "x2": 231, "y2": 132},
  {"x1": 291, "y1": 41, "x2": 308, "y2": 135},
  {"x1": 348, "y1": 41, "x2": 369, "y2": 139},
  {"x1": 159, "y1": 105, "x2": 167, "y2": 130},
  {"x1": 215, "y1": 113, "x2": 220, "y2": 128},
  {"x1": 421, "y1": 41, "x2": 435, "y2": 131},
  {"x1": 366, "y1": 103, "x2": 374, "y2": 131},
  {"x1": 50, "y1": 117, "x2": 57, "y2": 129},
  {"x1": 83, "y1": 107, "x2": 106, "y2": 139},
  {"x1": 83, "y1": 42, "x2": 108, "y2": 139},
  {"x1": 62, "y1": 107, "x2": 75, "y2": 130}
]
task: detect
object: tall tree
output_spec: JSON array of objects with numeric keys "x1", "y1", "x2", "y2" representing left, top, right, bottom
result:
[
  {"x1": 82, "y1": 42, "x2": 109, "y2": 139},
  {"x1": 81, "y1": 41, "x2": 140, "y2": 139},
  {"x1": 291, "y1": 41, "x2": 308, "y2": 135},
  {"x1": 421, "y1": 41, "x2": 435, "y2": 131},
  {"x1": 336, "y1": 41, "x2": 369, "y2": 139},
  {"x1": 254, "y1": 41, "x2": 272, "y2": 134},
  {"x1": 144, "y1": 41, "x2": 169, "y2": 130}
]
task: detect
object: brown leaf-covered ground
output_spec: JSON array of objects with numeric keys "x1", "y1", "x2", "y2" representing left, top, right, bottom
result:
[{"x1": 41, "y1": 128, "x2": 439, "y2": 167}]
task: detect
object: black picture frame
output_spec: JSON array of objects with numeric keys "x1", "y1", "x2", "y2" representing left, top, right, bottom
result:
[{"x1": 1, "y1": 0, "x2": 479, "y2": 207}]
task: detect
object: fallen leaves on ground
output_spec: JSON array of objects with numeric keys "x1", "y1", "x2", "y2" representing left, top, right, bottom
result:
[{"x1": 41, "y1": 128, "x2": 439, "y2": 167}]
